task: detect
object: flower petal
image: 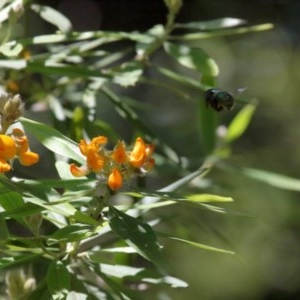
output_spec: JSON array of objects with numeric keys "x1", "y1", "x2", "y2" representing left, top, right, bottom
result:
[
  {"x1": 87, "y1": 151, "x2": 105, "y2": 172},
  {"x1": 0, "y1": 135, "x2": 16, "y2": 160},
  {"x1": 129, "y1": 137, "x2": 146, "y2": 168},
  {"x1": 70, "y1": 164, "x2": 89, "y2": 177},
  {"x1": 18, "y1": 151, "x2": 39, "y2": 166},
  {"x1": 112, "y1": 141, "x2": 127, "y2": 164},
  {"x1": 108, "y1": 168, "x2": 122, "y2": 191},
  {"x1": 0, "y1": 159, "x2": 11, "y2": 172}
]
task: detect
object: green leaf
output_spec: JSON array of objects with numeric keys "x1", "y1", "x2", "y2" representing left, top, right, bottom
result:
[
  {"x1": 108, "y1": 206, "x2": 165, "y2": 267},
  {"x1": 0, "y1": 191, "x2": 24, "y2": 209},
  {"x1": 0, "y1": 41, "x2": 23, "y2": 57},
  {"x1": 1, "y1": 202, "x2": 42, "y2": 219},
  {"x1": 99, "y1": 263, "x2": 188, "y2": 288},
  {"x1": 169, "y1": 237, "x2": 235, "y2": 254},
  {"x1": 0, "y1": 214, "x2": 9, "y2": 240},
  {"x1": 110, "y1": 61, "x2": 143, "y2": 87},
  {"x1": 0, "y1": 255, "x2": 41, "y2": 270},
  {"x1": 175, "y1": 18, "x2": 246, "y2": 30},
  {"x1": 185, "y1": 194, "x2": 233, "y2": 203},
  {"x1": 171, "y1": 23, "x2": 274, "y2": 41},
  {"x1": 48, "y1": 225, "x2": 94, "y2": 244},
  {"x1": 21, "y1": 117, "x2": 85, "y2": 164},
  {"x1": 31, "y1": 4, "x2": 72, "y2": 33},
  {"x1": 100, "y1": 263, "x2": 144, "y2": 278},
  {"x1": 240, "y1": 167, "x2": 300, "y2": 192},
  {"x1": 198, "y1": 75, "x2": 219, "y2": 154},
  {"x1": 164, "y1": 42, "x2": 219, "y2": 76},
  {"x1": 47, "y1": 260, "x2": 70, "y2": 298},
  {"x1": 225, "y1": 102, "x2": 257, "y2": 142}
]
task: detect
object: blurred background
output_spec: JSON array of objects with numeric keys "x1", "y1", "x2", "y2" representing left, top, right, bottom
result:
[{"x1": 20, "y1": 0, "x2": 300, "y2": 299}]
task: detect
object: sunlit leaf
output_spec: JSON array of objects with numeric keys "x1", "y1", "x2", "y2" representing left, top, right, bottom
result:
[
  {"x1": 108, "y1": 206, "x2": 165, "y2": 267},
  {"x1": 164, "y1": 42, "x2": 219, "y2": 76},
  {"x1": 100, "y1": 263, "x2": 144, "y2": 278},
  {"x1": 0, "y1": 59, "x2": 26, "y2": 69},
  {"x1": 186, "y1": 194, "x2": 233, "y2": 203},
  {"x1": 21, "y1": 117, "x2": 85, "y2": 164},
  {"x1": 171, "y1": 23, "x2": 274, "y2": 41},
  {"x1": 240, "y1": 167, "x2": 300, "y2": 192},
  {"x1": 99, "y1": 263, "x2": 188, "y2": 288},
  {"x1": 0, "y1": 41, "x2": 23, "y2": 57},
  {"x1": 175, "y1": 18, "x2": 246, "y2": 30},
  {"x1": 31, "y1": 4, "x2": 72, "y2": 33},
  {"x1": 48, "y1": 225, "x2": 94, "y2": 244},
  {"x1": 169, "y1": 237, "x2": 235, "y2": 254},
  {"x1": 0, "y1": 255, "x2": 41, "y2": 270},
  {"x1": 110, "y1": 61, "x2": 143, "y2": 87},
  {"x1": 226, "y1": 102, "x2": 257, "y2": 142}
]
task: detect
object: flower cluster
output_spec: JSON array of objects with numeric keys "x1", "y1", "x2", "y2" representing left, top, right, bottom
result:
[
  {"x1": 0, "y1": 94, "x2": 39, "y2": 173},
  {"x1": 70, "y1": 136, "x2": 155, "y2": 191},
  {"x1": 0, "y1": 128, "x2": 39, "y2": 172}
]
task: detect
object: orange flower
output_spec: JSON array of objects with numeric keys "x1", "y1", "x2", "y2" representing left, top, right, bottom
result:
[
  {"x1": 129, "y1": 137, "x2": 147, "y2": 168},
  {"x1": 70, "y1": 135, "x2": 155, "y2": 191},
  {"x1": 86, "y1": 151, "x2": 105, "y2": 172},
  {"x1": 18, "y1": 151, "x2": 39, "y2": 166},
  {"x1": 0, "y1": 135, "x2": 16, "y2": 160},
  {"x1": 112, "y1": 141, "x2": 127, "y2": 164},
  {"x1": 108, "y1": 168, "x2": 123, "y2": 191},
  {"x1": 70, "y1": 164, "x2": 89, "y2": 177},
  {"x1": 11, "y1": 128, "x2": 39, "y2": 167},
  {"x1": 0, "y1": 159, "x2": 11, "y2": 172}
]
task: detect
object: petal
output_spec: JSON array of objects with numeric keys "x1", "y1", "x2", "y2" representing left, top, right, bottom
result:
[
  {"x1": 108, "y1": 168, "x2": 123, "y2": 191},
  {"x1": 129, "y1": 137, "x2": 146, "y2": 168},
  {"x1": 18, "y1": 151, "x2": 39, "y2": 166},
  {"x1": 87, "y1": 151, "x2": 105, "y2": 172},
  {"x1": 70, "y1": 164, "x2": 89, "y2": 177},
  {"x1": 79, "y1": 139, "x2": 90, "y2": 156},
  {"x1": 112, "y1": 141, "x2": 127, "y2": 164},
  {"x1": 91, "y1": 136, "x2": 108, "y2": 151},
  {"x1": 0, "y1": 135, "x2": 16, "y2": 160},
  {"x1": 0, "y1": 159, "x2": 11, "y2": 173}
]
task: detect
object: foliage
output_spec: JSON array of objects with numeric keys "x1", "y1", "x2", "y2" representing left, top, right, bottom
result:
[{"x1": 0, "y1": 0, "x2": 298, "y2": 299}]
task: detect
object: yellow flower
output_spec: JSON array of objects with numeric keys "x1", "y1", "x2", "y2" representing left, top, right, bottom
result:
[{"x1": 108, "y1": 168, "x2": 123, "y2": 191}]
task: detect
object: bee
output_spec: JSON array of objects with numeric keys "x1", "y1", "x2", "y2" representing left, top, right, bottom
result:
[{"x1": 205, "y1": 88, "x2": 234, "y2": 112}]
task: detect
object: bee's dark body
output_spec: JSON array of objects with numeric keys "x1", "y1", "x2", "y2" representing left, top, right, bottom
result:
[{"x1": 205, "y1": 88, "x2": 234, "y2": 111}]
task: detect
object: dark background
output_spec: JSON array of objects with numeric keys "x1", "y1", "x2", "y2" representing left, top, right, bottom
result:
[{"x1": 29, "y1": 1, "x2": 300, "y2": 299}]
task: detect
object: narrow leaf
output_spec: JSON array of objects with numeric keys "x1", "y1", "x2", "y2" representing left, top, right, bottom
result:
[
  {"x1": 48, "y1": 225, "x2": 93, "y2": 244},
  {"x1": 108, "y1": 206, "x2": 164, "y2": 267},
  {"x1": 186, "y1": 194, "x2": 233, "y2": 203},
  {"x1": 226, "y1": 102, "x2": 256, "y2": 142},
  {"x1": 175, "y1": 18, "x2": 246, "y2": 30},
  {"x1": 164, "y1": 42, "x2": 219, "y2": 76},
  {"x1": 21, "y1": 117, "x2": 85, "y2": 164},
  {"x1": 169, "y1": 237, "x2": 235, "y2": 254},
  {"x1": 31, "y1": 4, "x2": 72, "y2": 33},
  {"x1": 47, "y1": 260, "x2": 70, "y2": 296},
  {"x1": 240, "y1": 167, "x2": 300, "y2": 192}
]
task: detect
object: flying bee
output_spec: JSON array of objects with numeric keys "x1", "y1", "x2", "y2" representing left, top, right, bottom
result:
[{"x1": 205, "y1": 88, "x2": 234, "y2": 112}]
